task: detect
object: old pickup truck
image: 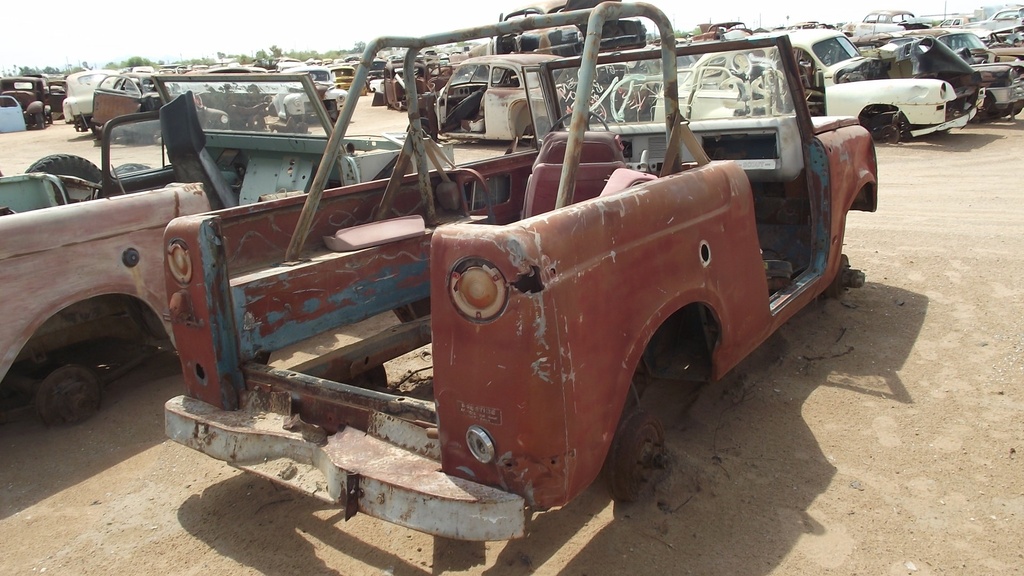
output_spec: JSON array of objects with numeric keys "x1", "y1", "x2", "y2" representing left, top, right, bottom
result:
[
  {"x1": 0, "y1": 74, "x2": 402, "y2": 424},
  {"x1": 162, "y1": 3, "x2": 877, "y2": 541}
]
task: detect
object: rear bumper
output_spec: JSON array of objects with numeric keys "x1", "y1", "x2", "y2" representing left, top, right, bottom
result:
[{"x1": 165, "y1": 395, "x2": 525, "y2": 540}]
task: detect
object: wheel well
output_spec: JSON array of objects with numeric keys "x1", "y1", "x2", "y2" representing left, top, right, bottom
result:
[
  {"x1": 511, "y1": 101, "x2": 532, "y2": 137},
  {"x1": 851, "y1": 181, "x2": 877, "y2": 212},
  {"x1": 14, "y1": 294, "x2": 168, "y2": 367},
  {"x1": 639, "y1": 302, "x2": 720, "y2": 389},
  {"x1": 858, "y1": 105, "x2": 906, "y2": 142}
]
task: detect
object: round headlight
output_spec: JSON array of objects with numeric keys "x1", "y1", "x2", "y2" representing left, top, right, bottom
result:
[
  {"x1": 449, "y1": 258, "x2": 508, "y2": 322},
  {"x1": 466, "y1": 426, "x2": 496, "y2": 463}
]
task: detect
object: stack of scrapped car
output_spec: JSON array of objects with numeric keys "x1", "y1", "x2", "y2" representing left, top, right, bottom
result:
[{"x1": 785, "y1": 29, "x2": 981, "y2": 142}]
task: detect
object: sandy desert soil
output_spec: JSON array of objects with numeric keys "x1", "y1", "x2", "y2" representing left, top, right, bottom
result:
[{"x1": 0, "y1": 101, "x2": 1022, "y2": 575}]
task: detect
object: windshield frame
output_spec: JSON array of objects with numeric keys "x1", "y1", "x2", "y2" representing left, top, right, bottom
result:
[
  {"x1": 153, "y1": 73, "x2": 332, "y2": 135},
  {"x1": 528, "y1": 35, "x2": 813, "y2": 137}
]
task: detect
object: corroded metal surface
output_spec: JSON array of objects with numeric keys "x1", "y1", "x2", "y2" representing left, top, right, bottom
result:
[
  {"x1": 165, "y1": 395, "x2": 525, "y2": 540},
  {"x1": 164, "y1": 7, "x2": 879, "y2": 541},
  {"x1": 286, "y1": 1, "x2": 677, "y2": 260},
  {"x1": 0, "y1": 183, "x2": 210, "y2": 384}
]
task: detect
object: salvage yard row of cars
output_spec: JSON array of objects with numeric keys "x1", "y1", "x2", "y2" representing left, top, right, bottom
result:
[
  {"x1": 365, "y1": 9, "x2": 1024, "y2": 144},
  {"x1": 5, "y1": 8, "x2": 1024, "y2": 144},
  {"x1": 0, "y1": 0, "x2": 1014, "y2": 543}
]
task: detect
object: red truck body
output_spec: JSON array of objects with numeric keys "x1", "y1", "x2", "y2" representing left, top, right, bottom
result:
[{"x1": 163, "y1": 4, "x2": 877, "y2": 541}]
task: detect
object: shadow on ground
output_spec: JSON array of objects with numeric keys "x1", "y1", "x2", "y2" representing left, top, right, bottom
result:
[
  {"x1": 0, "y1": 351, "x2": 182, "y2": 520},
  {"x1": 170, "y1": 280, "x2": 927, "y2": 575}
]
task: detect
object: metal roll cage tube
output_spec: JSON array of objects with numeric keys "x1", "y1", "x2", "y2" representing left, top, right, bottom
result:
[{"x1": 284, "y1": 2, "x2": 679, "y2": 262}]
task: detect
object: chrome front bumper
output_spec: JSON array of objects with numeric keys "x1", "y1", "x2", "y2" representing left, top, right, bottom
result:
[{"x1": 165, "y1": 395, "x2": 525, "y2": 540}]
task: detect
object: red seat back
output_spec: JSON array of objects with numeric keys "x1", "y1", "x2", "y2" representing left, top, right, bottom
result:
[{"x1": 523, "y1": 132, "x2": 626, "y2": 218}]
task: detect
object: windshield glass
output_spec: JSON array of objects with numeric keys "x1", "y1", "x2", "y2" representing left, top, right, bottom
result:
[
  {"x1": 940, "y1": 33, "x2": 986, "y2": 51},
  {"x1": 539, "y1": 44, "x2": 796, "y2": 128},
  {"x1": 156, "y1": 74, "x2": 329, "y2": 135},
  {"x1": 307, "y1": 70, "x2": 331, "y2": 82},
  {"x1": 812, "y1": 35, "x2": 860, "y2": 67}
]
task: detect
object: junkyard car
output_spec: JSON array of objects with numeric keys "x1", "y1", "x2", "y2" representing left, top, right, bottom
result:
[
  {"x1": 843, "y1": 10, "x2": 931, "y2": 37},
  {"x1": 0, "y1": 73, "x2": 402, "y2": 424},
  {"x1": 900, "y1": 28, "x2": 1024, "y2": 119},
  {"x1": 378, "y1": 59, "x2": 452, "y2": 112},
  {"x1": 691, "y1": 21, "x2": 754, "y2": 42},
  {"x1": 433, "y1": 53, "x2": 557, "y2": 141},
  {"x1": 62, "y1": 69, "x2": 118, "y2": 132},
  {"x1": 329, "y1": 64, "x2": 367, "y2": 96},
  {"x1": 0, "y1": 76, "x2": 51, "y2": 129},
  {"x1": 46, "y1": 78, "x2": 66, "y2": 121},
  {"x1": 365, "y1": 58, "x2": 387, "y2": 93},
  {"x1": 966, "y1": 6, "x2": 1024, "y2": 32},
  {"x1": 276, "y1": 64, "x2": 348, "y2": 123},
  {"x1": 160, "y1": 4, "x2": 876, "y2": 541},
  {"x1": 786, "y1": 28, "x2": 979, "y2": 141},
  {"x1": 90, "y1": 73, "x2": 161, "y2": 138}
]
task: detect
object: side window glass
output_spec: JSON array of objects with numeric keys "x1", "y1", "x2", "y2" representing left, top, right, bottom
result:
[{"x1": 491, "y1": 67, "x2": 520, "y2": 88}]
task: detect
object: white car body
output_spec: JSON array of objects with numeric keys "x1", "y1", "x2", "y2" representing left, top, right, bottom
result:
[
  {"x1": 273, "y1": 65, "x2": 346, "y2": 123},
  {"x1": 825, "y1": 80, "x2": 969, "y2": 136},
  {"x1": 786, "y1": 29, "x2": 977, "y2": 137},
  {"x1": 61, "y1": 69, "x2": 118, "y2": 128},
  {"x1": 967, "y1": 7, "x2": 1024, "y2": 31},
  {"x1": 844, "y1": 10, "x2": 921, "y2": 37},
  {"x1": 435, "y1": 53, "x2": 558, "y2": 141}
]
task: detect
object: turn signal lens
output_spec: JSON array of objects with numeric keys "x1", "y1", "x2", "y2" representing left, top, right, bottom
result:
[
  {"x1": 449, "y1": 258, "x2": 508, "y2": 322},
  {"x1": 167, "y1": 240, "x2": 193, "y2": 285}
]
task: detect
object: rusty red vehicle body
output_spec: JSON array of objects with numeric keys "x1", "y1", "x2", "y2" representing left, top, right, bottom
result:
[{"x1": 162, "y1": 2, "x2": 877, "y2": 542}]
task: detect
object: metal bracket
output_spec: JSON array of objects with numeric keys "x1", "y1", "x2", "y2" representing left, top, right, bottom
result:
[{"x1": 344, "y1": 473, "x2": 362, "y2": 521}]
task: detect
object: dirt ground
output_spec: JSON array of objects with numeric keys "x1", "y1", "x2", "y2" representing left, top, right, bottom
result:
[{"x1": 1, "y1": 101, "x2": 1022, "y2": 576}]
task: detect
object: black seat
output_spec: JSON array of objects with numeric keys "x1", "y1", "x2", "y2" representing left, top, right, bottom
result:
[{"x1": 160, "y1": 92, "x2": 238, "y2": 211}]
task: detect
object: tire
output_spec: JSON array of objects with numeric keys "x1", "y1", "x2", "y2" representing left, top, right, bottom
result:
[
  {"x1": 26, "y1": 154, "x2": 102, "y2": 185},
  {"x1": 33, "y1": 112, "x2": 46, "y2": 130},
  {"x1": 113, "y1": 163, "x2": 151, "y2": 176}
]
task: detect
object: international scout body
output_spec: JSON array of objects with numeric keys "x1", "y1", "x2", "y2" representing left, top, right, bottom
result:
[
  {"x1": 163, "y1": 3, "x2": 878, "y2": 541},
  {"x1": 0, "y1": 74, "x2": 400, "y2": 424}
]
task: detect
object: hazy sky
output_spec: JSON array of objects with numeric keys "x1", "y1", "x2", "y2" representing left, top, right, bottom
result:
[{"x1": 2, "y1": 0, "x2": 985, "y2": 70}]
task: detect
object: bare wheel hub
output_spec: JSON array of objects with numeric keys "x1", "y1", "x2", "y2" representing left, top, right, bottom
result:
[
  {"x1": 604, "y1": 408, "x2": 667, "y2": 502},
  {"x1": 35, "y1": 365, "x2": 102, "y2": 425}
]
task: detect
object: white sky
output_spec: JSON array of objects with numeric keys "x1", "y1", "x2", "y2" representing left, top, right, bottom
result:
[{"x1": 2, "y1": 0, "x2": 987, "y2": 70}]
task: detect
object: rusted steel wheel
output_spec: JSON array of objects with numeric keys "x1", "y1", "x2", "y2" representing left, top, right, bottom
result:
[
  {"x1": 604, "y1": 408, "x2": 666, "y2": 502},
  {"x1": 35, "y1": 365, "x2": 102, "y2": 426},
  {"x1": 823, "y1": 253, "x2": 856, "y2": 297}
]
